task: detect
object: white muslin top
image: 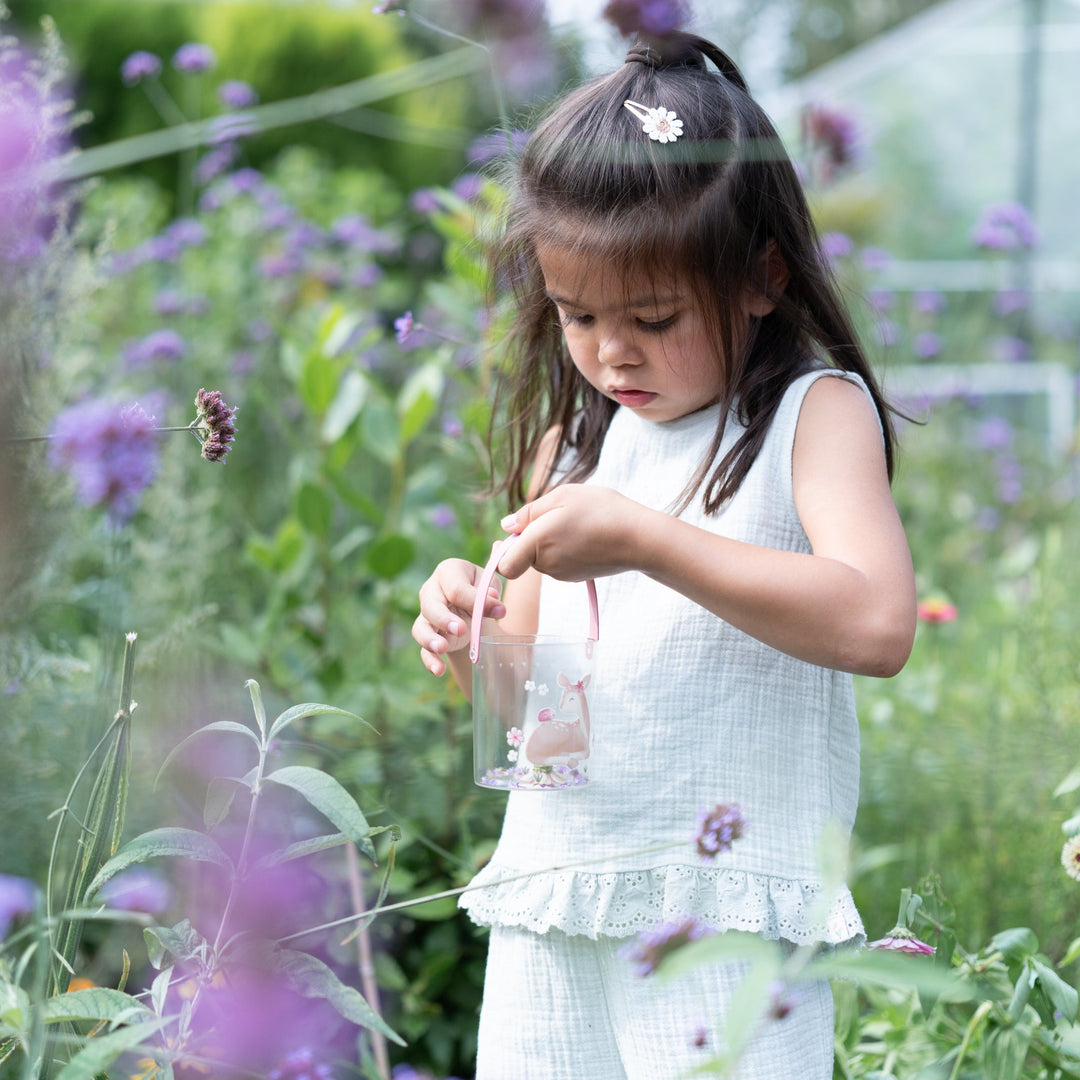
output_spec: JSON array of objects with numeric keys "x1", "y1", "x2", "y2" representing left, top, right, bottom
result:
[{"x1": 460, "y1": 369, "x2": 869, "y2": 947}]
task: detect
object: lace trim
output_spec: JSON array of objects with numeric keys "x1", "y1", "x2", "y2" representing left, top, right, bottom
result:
[{"x1": 459, "y1": 862, "x2": 865, "y2": 946}]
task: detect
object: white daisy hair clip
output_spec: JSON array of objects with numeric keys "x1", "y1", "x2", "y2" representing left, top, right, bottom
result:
[{"x1": 622, "y1": 99, "x2": 684, "y2": 144}]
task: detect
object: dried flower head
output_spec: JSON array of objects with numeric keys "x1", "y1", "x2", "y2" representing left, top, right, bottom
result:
[
  {"x1": 694, "y1": 802, "x2": 745, "y2": 858},
  {"x1": 192, "y1": 388, "x2": 238, "y2": 464},
  {"x1": 1062, "y1": 835, "x2": 1080, "y2": 882},
  {"x1": 621, "y1": 916, "x2": 713, "y2": 977}
]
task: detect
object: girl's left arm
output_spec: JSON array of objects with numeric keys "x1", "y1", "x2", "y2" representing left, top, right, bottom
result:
[{"x1": 496, "y1": 377, "x2": 916, "y2": 678}]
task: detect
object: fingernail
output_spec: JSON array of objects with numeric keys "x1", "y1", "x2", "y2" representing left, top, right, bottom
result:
[
  {"x1": 448, "y1": 619, "x2": 463, "y2": 636},
  {"x1": 429, "y1": 637, "x2": 441, "y2": 653},
  {"x1": 500, "y1": 513, "x2": 518, "y2": 531}
]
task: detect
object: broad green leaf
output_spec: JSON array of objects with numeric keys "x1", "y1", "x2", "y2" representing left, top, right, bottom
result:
[
  {"x1": 296, "y1": 481, "x2": 334, "y2": 538},
  {"x1": 397, "y1": 361, "x2": 444, "y2": 444},
  {"x1": 1061, "y1": 935, "x2": 1080, "y2": 968},
  {"x1": 263, "y1": 766, "x2": 376, "y2": 860},
  {"x1": 320, "y1": 309, "x2": 365, "y2": 359},
  {"x1": 992, "y1": 927, "x2": 1039, "y2": 961},
  {"x1": 360, "y1": 398, "x2": 399, "y2": 465},
  {"x1": 299, "y1": 349, "x2": 338, "y2": 415},
  {"x1": 154, "y1": 721, "x2": 260, "y2": 789},
  {"x1": 144, "y1": 920, "x2": 205, "y2": 969},
  {"x1": 322, "y1": 369, "x2": 369, "y2": 443},
  {"x1": 367, "y1": 533, "x2": 415, "y2": 580},
  {"x1": 150, "y1": 966, "x2": 173, "y2": 1017},
  {"x1": 267, "y1": 947, "x2": 404, "y2": 1045},
  {"x1": 267, "y1": 701, "x2": 369, "y2": 743},
  {"x1": 985, "y1": 1024, "x2": 1032, "y2": 1080},
  {"x1": 252, "y1": 833, "x2": 350, "y2": 871},
  {"x1": 43, "y1": 988, "x2": 150, "y2": 1025},
  {"x1": 54, "y1": 1016, "x2": 170, "y2": 1080},
  {"x1": 1032, "y1": 957, "x2": 1079, "y2": 1021},
  {"x1": 88, "y1": 828, "x2": 232, "y2": 896},
  {"x1": 1062, "y1": 813, "x2": 1080, "y2": 836}
]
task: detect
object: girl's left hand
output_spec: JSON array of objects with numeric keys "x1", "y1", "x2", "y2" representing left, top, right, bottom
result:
[{"x1": 495, "y1": 484, "x2": 647, "y2": 582}]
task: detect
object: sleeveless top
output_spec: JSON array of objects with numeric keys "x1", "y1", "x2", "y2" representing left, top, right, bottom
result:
[{"x1": 460, "y1": 369, "x2": 870, "y2": 947}]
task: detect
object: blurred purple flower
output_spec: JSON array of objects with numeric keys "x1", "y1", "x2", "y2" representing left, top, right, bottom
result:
[
  {"x1": 451, "y1": 172, "x2": 483, "y2": 201},
  {"x1": 977, "y1": 416, "x2": 1013, "y2": 451},
  {"x1": 230, "y1": 167, "x2": 264, "y2": 193},
  {"x1": 259, "y1": 252, "x2": 303, "y2": 279},
  {"x1": 3, "y1": 678, "x2": 19, "y2": 694},
  {"x1": 409, "y1": 187, "x2": 442, "y2": 215},
  {"x1": 142, "y1": 233, "x2": 183, "y2": 263},
  {"x1": 976, "y1": 506, "x2": 1001, "y2": 531},
  {"x1": 861, "y1": 246, "x2": 892, "y2": 272},
  {"x1": 121, "y1": 50, "x2": 162, "y2": 86},
  {"x1": 802, "y1": 102, "x2": 861, "y2": 181},
  {"x1": 232, "y1": 349, "x2": 256, "y2": 375},
  {"x1": 153, "y1": 289, "x2": 186, "y2": 317},
  {"x1": 819, "y1": 231, "x2": 853, "y2": 262},
  {"x1": 767, "y1": 979, "x2": 800, "y2": 1021},
  {"x1": 993, "y1": 288, "x2": 1030, "y2": 317},
  {"x1": 0, "y1": 874, "x2": 37, "y2": 938},
  {"x1": 868, "y1": 288, "x2": 895, "y2": 312},
  {"x1": 331, "y1": 213, "x2": 396, "y2": 254},
  {"x1": 468, "y1": 129, "x2": 531, "y2": 164},
  {"x1": 991, "y1": 335, "x2": 1031, "y2": 364},
  {"x1": 217, "y1": 79, "x2": 259, "y2": 109},
  {"x1": 48, "y1": 399, "x2": 160, "y2": 521},
  {"x1": 126, "y1": 328, "x2": 187, "y2": 368},
  {"x1": 972, "y1": 200, "x2": 1039, "y2": 251},
  {"x1": 168, "y1": 217, "x2": 208, "y2": 247},
  {"x1": 99, "y1": 868, "x2": 172, "y2": 914},
  {"x1": 195, "y1": 144, "x2": 238, "y2": 185},
  {"x1": 913, "y1": 288, "x2": 946, "y2": 314},
  {"x1": 873, "y1": 320, "x2": 901, "y2": 347},
  {"x1": 602, "y1": 0, "x2": 689, "y2": 36},
  {"x1": 621, "y1": 916, "x2": 712, "y2": 977},
  {"x1": 442, "y1": 415, "x2": 464, "y2": 438},
  {"x1": 694, "y1": 802, "x2": 745, "y2": 858},
  {"x1": 349, "y1": 263, "x2": 383, "y2": 288},
  {"x1": 394, "y1": 311, "x2": 414, "y2": 345},
  {"x1": 285, "y1": 221, "x2": 327, "y2": 253},
  {"x1": 430, "y1": 503, "x2": 457, "y2": 529},
  {"x1": 172, "y1": 43, "x2": 217, "y2": 74},
  {"x1": 262, "y1": 203, "x2": 297, "y2": 230},
  {"x1": 913, "y1": 331, "x2": 942, "y2": 359},
  {"x1": 247, "y1": 318, "x2": 275, "y2": 343},
  {"x1": 996, "y1": 454, "x2": 1022, "y2": 503},
  {"x1": 315, "y1": 263, "x2": 344, "y2": 287}
]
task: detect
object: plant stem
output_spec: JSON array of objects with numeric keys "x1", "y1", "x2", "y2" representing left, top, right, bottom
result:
[{"x1": 346, "y1": 845, "x2": 389, "y2": 1080}]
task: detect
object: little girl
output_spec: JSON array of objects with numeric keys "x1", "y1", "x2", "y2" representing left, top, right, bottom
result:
[{"x1": 413, "y1": 30, "x2": 915, "y2": 1080}]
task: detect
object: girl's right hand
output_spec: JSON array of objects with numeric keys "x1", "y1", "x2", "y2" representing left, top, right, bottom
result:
[{"x1": 413, "y1": 558, "x2": 507, "y2": 677}]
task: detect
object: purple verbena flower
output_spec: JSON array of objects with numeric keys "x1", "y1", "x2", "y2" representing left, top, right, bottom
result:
[
  {"x1": 167, "y1": 216, "x2": 207, "y2": 248},
  {"x1": 468, "y1": 129, "x2": 531, "y2": 164},
  {"x1": 993, "y1": 288, "x2": 1030, "y2": 317},
  {"x1": 121, "y1": 50, "x2": 162, "y2": 86},
  {"x1": 194, "y1": 145, "x2": 238, "y2": 185},
  {"x1": 451, "y1": 172, "x2": 483, "y2": 201},
  {"x1": 394, "y1": 311, "x2": 414, "y2": 345},
  {"x1": 193, "y1": 388, "x2": 238, "y2": 464},
  {"x1": 694, "y1": 802, "x2": 745, "y2": 858},
  {"x1": 977, "y1": 416, "x2": 1013, "y2": 451},
  {"x1": 621, "y1": 916, "x2": 713, "y2": 977},
  {"x1": 913, "y1": 288, "x2": 946, "y2": 314},
  {"x1": 172, "y1": 43, "x2": 217, "y2": 75},
  {"x1": 217, "y1": 79, "x2": 258, "y2": 109},
  {"x1": 153, "y1": 289, "x2": 186, "y2": 316},
  {"x1": 819, "y1": 231, "x2": 853, "y2": 262},
  {"x1": 913, "y1": 331, "x2": 942, "y2": 359},
  {"x1": 991, "y1": 334, "x2": 1032, "y2": 364},
  {"x1": 409, "y1": 187, "x2": 442, "y2": 215},
  {"x1": 126, "y1": 328, "x2": 187, "y2": 368},
  {"x1": 142, "y1": 233, "x2": 183, "y2": 263},
  {"x1": 206, "y1": 112, "x2": 257, "y2": 145},
  {"x1": 259, "y1": 252, "x2": 303, "y2": 279},
  {"x1": 247, "y1": 318, "x2": 274, "y2": 343},
  {"x1": 331, "y1": 213, "x2": 396, "y2": 254},
  {"x1": 99, "y1": 868, "x2": 172, "y2": 914},
  {"x1": 442, "y1": 415, "x2": 464, "y2": 438},
  {"x1": 430, "y1": 503, "x2": 457, "y2": 529},
  {"x1": 229, "y1": 167, "x2": 264, "y2": 194},
  {"x1": 0, "y1": 874, "x2": 37, "y2": 938},
  {"x1": 48, "y1": 399, "x2": 161, "y2": 521},
  {"x1": 873, "y1": 319, "x2": 901, "y2": 347},
  {"x1": 868, "y1": 288, "x2": 895, "y2": 313},
  {"x1": 350, "y1": 263, "x2": 383, "y2": 288},
  {"x1": 972, "y1": 200, "x2": 1040, "y2": 251},
  {"x1": 861, "y1": 246, "x2": 892, "y2": 272},
  {"x1": 602, "y1": 0, "x2": 689, "y2": 36}
]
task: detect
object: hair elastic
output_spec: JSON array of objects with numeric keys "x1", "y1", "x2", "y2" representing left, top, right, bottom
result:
[{"x1": 622, "y1": 99, "x2": 684, "y2": 144}]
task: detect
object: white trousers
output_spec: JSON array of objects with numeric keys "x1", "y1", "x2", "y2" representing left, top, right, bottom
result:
[{"x1": 475, "y1": 925, "x2": 833, "y2": 1080}]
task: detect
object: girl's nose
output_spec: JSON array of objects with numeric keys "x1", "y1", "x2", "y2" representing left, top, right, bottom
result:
[{"x1": 597, "y1": 326, "x2": 639, "y2": 367}]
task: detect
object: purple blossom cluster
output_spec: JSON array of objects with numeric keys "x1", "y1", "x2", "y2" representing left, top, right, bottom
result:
[
  {"x1": 621, "y1": 916, "x2": 713, "y2": 977},
  {"x1": 121, "y1": 50, "x2": 162, "y2": 86},
  {"x1": 99, "y1": 867, "x2": 172, "y2": 914},
  {"x1": 172, "y1": 42, "x2": 217, "y2": 75},
  {"x1": 602, "y1": 0, "x2": 689, "y2": 36},
  {"x1": 125, "y1": 328, "x2": 187, "y2": 368},
  {"x1": 0, "y1": 873, "x2": 37, "y2": 938},
  {"x1": 972, "y1": 200, "x2": 1040, "y2": 251},
  {"x1": 193, "y1": 388, "x2": 238, "y2": 463},
  {"x1": 802, "y1": 103, "x2": 861, "y2": 184},
  {"x1": 694, "y1": 801, "x2": 745, "y2": 858},
  {"x1": 48, "y1": 399, "x2": 161, "y2": 521},
  {"x1": 217, "y1": 79, "x2": 258, "y2": 109}
]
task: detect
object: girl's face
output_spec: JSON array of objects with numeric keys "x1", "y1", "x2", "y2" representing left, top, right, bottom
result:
[{"x1": 537, "y1": 243, "x2": 731, "y2": 423}]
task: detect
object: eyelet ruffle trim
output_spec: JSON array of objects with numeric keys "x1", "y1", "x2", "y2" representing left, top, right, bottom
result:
[{"x1": 459, "y1": 862, "x2": 865, "y2": 946}]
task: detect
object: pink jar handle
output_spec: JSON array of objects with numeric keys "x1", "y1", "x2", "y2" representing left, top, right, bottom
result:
[{"x1": 468, "y1": 535, "x2": 599, "y2": 663}]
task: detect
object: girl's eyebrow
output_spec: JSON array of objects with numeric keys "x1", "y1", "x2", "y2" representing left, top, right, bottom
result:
[{"x1": 544, "y1": 290, "x2": 679, "y2": 308}]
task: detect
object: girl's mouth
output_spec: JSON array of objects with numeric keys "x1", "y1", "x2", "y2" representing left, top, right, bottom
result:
[{"x1": 611, "y1": 389, "x2": 657, "y2": 408}]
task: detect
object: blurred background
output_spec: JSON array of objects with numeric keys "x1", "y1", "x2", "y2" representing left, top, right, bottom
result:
[{"x1": 2, "y1": 0, "x2": 1079, "y2": 1077}]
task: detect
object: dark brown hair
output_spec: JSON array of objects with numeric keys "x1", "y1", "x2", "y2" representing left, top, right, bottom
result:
[{"x1": 490, "y1": 32, "x2": 895, "y2": 513}]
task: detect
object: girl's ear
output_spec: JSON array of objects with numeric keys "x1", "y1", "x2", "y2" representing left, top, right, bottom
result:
[{"x1": 744, "y1": 240, "x2": 790, "y2": 317}]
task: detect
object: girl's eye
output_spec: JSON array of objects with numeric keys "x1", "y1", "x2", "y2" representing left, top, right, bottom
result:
[
  {"x1": 637, "y1": 315, "x2": 677, "y2": 333},
  {"x1": 560, "y1": 312, "x2": 593, "y2": 327}
]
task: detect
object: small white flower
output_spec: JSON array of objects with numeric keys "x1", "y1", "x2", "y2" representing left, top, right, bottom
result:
[
  {"x1": 623, "y1": 100, "x2": 683, "y2": 144},
  {"x1": 524, "y1": 680, "x2": 536, "y2": 692},
  {"x1": 507, "y1": 726, "x2": 524, "y2": 748},
  {"x1": 1062, "y1": 835, "x2": 1080, "y2": 881},
  {"x1": 507, "y1": 749, "x2": 518, "y2": 762},
  {"x1": 537, "y1": 684, "x2": 549, "y2": 696}
]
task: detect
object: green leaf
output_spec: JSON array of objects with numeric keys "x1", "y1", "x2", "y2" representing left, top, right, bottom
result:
[
  {"x1": 43, "y1": 988, "x2": 151, "y2": 1025},
  {"x1": 203, "y1": 772, "x2": 255, "y2": 831},
  {"x1": 985, "y1": 1024, "x2": 1032, "y2": 1080},
  {"x1": 992, "y1": 927, "x2": 1039, "y2": 961},
  {"x1": 266, "y1": 947, "x2": 404, "y2": 1045},
  {"x1": 54, "y1": 1016, "x2": 170, "y2": 1080},
  {"x1": 655, "y1": 931, "x2": 780, "y2": 982},
  {"x1": 299, "y1": 349, "x2": 338, "y2": 415},
  {"x1": 1061, "y1": 935, "x2": 1080, "y2": 968},
  {"x1": 263, "y1": 766, "x2": 376, "y2": 861},
  {"x1": 267, "y1": 701, "x2": 370, "y2": 743},
  {"x1": 252, "y1": 833, "x2": 350, "y2": 871},
  {"x1": 144, "y1": 920, "x2": 205, "y2": 969},
  {"x1": 810, "y1": 949, "x2": 967, "y2": 1000},
  {"x1": 322, "y1": 369, "x2": 369, "y2": 443},
  {"x1": 88, "y1": 828, "x2": 232, "y2": 896},
  {"x1": 1055, "y1": 768, "x2": 1080, "y2": 797},
  {"x1": 1032, "y1": 957, "x2": 1079, "y2": 1021},
  {"x1": 296, "y1": 481, "x2": 334, "y2": 539},
  {"x1": 320, "y1": 308, "x2": 366, "y2": 359},
  {"x1": 360, "y1": 398, "x2": 399, "y2": 465},
  {"x1": 367, "y1": 533, "x2": 415, "y2": 580},
  {"x1": 397, "y1": 361, "x2": 444, "y2": 444},
  {"x1": 154, "y1": 721, "x2": 260, "y2": 789},
  {"x1": 246, "y1": 679, "x2": 267, "y2": 739}
]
